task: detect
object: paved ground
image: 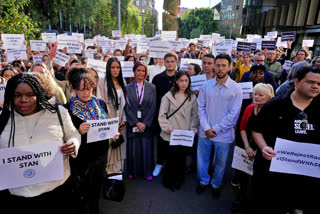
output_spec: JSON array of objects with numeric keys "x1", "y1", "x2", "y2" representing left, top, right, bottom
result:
[{"x1": 100, "y1": 145, "x2": 248, "y2": 214}]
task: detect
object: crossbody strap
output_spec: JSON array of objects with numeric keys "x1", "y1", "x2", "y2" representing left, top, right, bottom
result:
[
  {"x1": 55, "y1": 104, "x2": 65, "y2": 138},
  {"x1": 166, "y1": 95, "x2": 189, "y2": 120}
]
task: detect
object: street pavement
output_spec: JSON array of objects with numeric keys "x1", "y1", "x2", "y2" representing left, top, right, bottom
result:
[{"x1": 100, "y1": 146, "x2": 248, "y2": 214}]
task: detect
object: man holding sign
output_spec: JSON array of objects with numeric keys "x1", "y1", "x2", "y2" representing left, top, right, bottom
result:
[{"x1": 251, "y1": 66, "x2": 320, "y2": 213}]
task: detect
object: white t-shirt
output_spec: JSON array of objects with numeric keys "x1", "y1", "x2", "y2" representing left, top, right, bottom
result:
[{"x1": 148, "y1": 65, "x2": 165, "y2": 83}]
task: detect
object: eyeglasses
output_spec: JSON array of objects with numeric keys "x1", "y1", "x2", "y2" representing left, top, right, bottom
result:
[{"x1": 298, "y1": 112, "x2": 308, "y2": 130}]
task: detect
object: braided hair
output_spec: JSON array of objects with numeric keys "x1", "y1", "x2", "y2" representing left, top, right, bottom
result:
[
  {"x1": 105, "y1": 57, "x2": 126, "y2": 110},
  {"x1": 1, "y1": 73, "x2": 56, "y2": 147}
]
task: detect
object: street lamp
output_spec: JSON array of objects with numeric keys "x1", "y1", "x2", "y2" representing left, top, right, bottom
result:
[{"x1": 142, "y1": 9, "x2": 146, "y2": 35}]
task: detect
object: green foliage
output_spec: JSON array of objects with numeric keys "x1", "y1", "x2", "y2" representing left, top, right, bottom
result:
[
  {"x1": 0, "y1": 0, "x2": 40, "y2": 41},
  {"x1": 121, "y1": 5, "x2": 142, "y2": 35},
  {"x1": 178, "y1": 8, "x2": 219, "y2": 39},
  {"x1": 143, "y1": 11, "x2": 158, "y2": 37}
]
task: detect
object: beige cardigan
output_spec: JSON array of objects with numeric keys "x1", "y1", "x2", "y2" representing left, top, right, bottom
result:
[
  {"x1": 97, "y1": 76, "x2": 127, "y2": 174},
  {"x1": 158, "y1": 91, "x2": 199, "y2": 141}
]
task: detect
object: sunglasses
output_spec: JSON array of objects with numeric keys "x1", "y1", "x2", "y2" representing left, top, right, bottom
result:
[{"x1": 298, "y1": 112, "x2": 308, "y2": 130}]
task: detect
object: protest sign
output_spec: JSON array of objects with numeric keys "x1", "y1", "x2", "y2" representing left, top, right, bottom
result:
[
  {"x1": 115, "y1": 40, "x2": 127, "y2": 50},
  {"x1": 1, "y1": 34, "x2": 26, "y2": 50},
  {"x1": 6, "y1": 50, "x2": 28, "y2": 63},
  {"x1": 72, "y1": 33, "x2": 84, "y2": 42},
  {"x1": 33, "y1": 55, "x2": 43, "y2": 64},
  {"x1": 54, "y1": 51, "x2": 70, "y2": 67},
  {"x1": 276, "y1": 37, "x2": 288, "y2": 48},
  {"x1": 149, "y1": 40, "x2": 170, "y2": 58},
  {"x1": 87, "y1": 118, "x2": 119, "y2": 143},
  {"x1": 270, "y1": 138, "x2": 320, "y2": 178},
  {"x1": 170, "y1": 130, "x2": 195, "y2": 147},
  {"x1": 237, "y1": 42, "x2": 251, "y2": 52},
  {"x1": 213, "y1": 45, "x2": 232, "y2": 57},
  {"x1": 261, "y1": 41, "x2": 276, "y2": 50},
  {"x1": 136, "y1": 40, "x2": 149, "y2": 54},
  {"x1": 267, "y1": 31, "x2": 278, "y2": 39},
  {"x1": 30, "y1": 40, "x2": 47, "y2": 52},
  {"x1": 120, "y1": 61, "x2": 134, "y2": 77},
  {"x1": 180, "y1": 58, "x2": 202, "y2": 71},
  {"x1": 281, "y1": 31, "x2": 296, "y2": 42},
  {"x1": 302, "y1": 40, "x2": 314, "y2": 47},
  {"x1": 190, "y1": 74, "x2": 207, "y2": 91},
  {"x1": 0, "y1": 83, "x2": 5, "y2": 105},
  {"x1": 41, "y1": 33, "x2": 57, "y2": 43},
  {"x1": 283, "y1": 60, "x2": 293, "y2": 70},
  {"x1": 112, "y1": 30, "x2": 121, "y2": 38},
  {"x1": 0, "y1": 141, "x2": 64, "y2": 190},
  {"x1": 115, "y1": 56, "x2": 125, "y2": 61},
  {"x1": 161, "y1": 31, "x2": 177, "y2": 41},
  {"x1": 85, "y1": 39, "x2": 94, "y2": 47},
  {"x1": 211, "y1": 33, "x2": 220, "y2": 39},
  {"x1": 238, "y1": 82, "x2": 253, "y2": 99},
  {"x1": 250, "y1": 43, "x2": 257, "y2": 52},
  {"x1": 86, "y1": 58, "x2": 107, "y2": 73},
  {"x1": 200, "y1": 35, "x2": 212, "y2": 40},
  {"x1": 66, "y1": 42, "x2": 82, "y2": 54},
  {"x1": 85, "y1": 50, "x2": 95, "y2": 59},
  {"x1": 232, "y1": 146, "x2": 254, "y2": 175}
]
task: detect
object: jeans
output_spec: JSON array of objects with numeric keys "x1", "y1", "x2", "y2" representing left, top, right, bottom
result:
[{"x1": 197, "y1": 137, "x2": 232, "y2": 188}]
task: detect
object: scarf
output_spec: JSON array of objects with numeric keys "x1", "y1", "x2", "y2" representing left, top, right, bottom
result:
[{"x1": 70, "y1": 96, "x2": 107, "y2": 121}]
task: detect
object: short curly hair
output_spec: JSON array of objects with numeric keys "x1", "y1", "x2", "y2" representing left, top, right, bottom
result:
[{"x1": 67, "y1": 66, "x2": 98, "y2": 91}]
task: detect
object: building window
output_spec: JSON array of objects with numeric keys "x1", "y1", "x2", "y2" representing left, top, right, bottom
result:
[
  {"x1": 134, "y1": 0, "x2": 139, "y2": 6},
  {"x1": 141, "y1": 0, "x2": 146, "y2": 6},
  {"x1": 236, "y1": 5, "x2": 239, "y2": 10}
]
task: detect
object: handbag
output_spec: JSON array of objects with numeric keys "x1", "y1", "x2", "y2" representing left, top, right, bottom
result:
[
  {"x1": 103, "y1": 173, "x2": 126, "y2": 202},
  {"x1": 103, "y1": 147, "x2": 126, "y2": 202}
]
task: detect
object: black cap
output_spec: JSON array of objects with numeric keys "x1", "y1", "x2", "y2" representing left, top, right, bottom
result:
[{"x1": 250, "y1": 64, "x2": 266, "y2": 72}]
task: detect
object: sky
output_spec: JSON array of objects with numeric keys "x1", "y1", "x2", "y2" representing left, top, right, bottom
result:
[{"x1": 155, "y1": 0, "x2": 221, "y2": 30}]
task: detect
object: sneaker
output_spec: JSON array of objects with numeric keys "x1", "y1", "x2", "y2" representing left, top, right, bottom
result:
[
  {"x1": 152, "y1": 164, "x2": 163, "y2": 176},
  {"x1": 196, "y1": 183, "x2": 207, "y2": 194}
]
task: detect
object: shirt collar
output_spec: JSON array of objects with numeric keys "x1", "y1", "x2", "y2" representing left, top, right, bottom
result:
[{"x1": 212, "y1": 76, "x2": 232, "y2": 88}]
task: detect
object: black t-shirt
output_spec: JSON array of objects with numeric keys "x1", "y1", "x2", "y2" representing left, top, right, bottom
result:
[{"x1": 252, "y1": 90, "x2": 320, "y2": 207}]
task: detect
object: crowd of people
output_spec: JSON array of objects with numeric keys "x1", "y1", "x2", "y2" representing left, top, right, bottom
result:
[{"x1": 0, "y1": 31, "x2": 319, "y2": 214}]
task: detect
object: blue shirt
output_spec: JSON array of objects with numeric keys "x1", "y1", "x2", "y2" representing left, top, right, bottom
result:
[{"x1": 197, "y1": 76, "x2": 243, "y2": 143}]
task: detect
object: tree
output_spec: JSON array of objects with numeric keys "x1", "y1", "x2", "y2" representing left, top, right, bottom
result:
[
  {"x1": 0, "y1": 0, "x2": 40, "y2": 41},
  {"x1": 143, "y1": 11, "x2": 158, "y2": 37},
  {"x1": 178, "y1": 8, "x2": 219, "y2": 39},
  {"x1": 121, "y1": 5, "x2": 141, "y2": 35}
]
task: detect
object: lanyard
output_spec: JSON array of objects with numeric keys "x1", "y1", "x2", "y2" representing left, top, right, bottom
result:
[{"x1": 136, "y1": 82, "x2": 145, "y2": 105}]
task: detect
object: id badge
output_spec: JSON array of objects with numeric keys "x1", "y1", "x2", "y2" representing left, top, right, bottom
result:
[{"x1": 137, "y1": 110, "x2": 142, "y2": 119}]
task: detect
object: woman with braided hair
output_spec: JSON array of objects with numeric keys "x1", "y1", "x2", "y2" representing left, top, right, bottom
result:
[{"x1": 0, "y1": 73, "x2": 80, "y2": 214}]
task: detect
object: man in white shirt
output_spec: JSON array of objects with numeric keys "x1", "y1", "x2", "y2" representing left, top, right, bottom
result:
[{"x1": 148, "y1": 58, "x2": 165, "y2": 83}]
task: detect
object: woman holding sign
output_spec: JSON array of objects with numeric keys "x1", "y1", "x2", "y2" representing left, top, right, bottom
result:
[
  {"x1": 158, "y1": 71, "x2": 199, "y2": 191},
  {"x1": 125, "y1": 61, "x2": 156, "y2": 180},
  {"x1": 66, "y1": 66, "x2": 112, "y2": 214},
  {"x1": 98, "y1": 57, "x2": 127, "y2": 175},
  {"x1": 0, "y1": 73, "x2": 80, "y2": 214}
]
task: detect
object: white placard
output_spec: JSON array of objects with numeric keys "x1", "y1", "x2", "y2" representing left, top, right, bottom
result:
[
  {"x1": 1, "y1": 34, "x2": 26, "y2": 50},
  {"x1": 54, "y1": 51, "x2": 70, "y2": 67},
  {"x1": 213, "y1": 45, "x2": 232, "y2": 57},
  {"x1": 85, "y1": 39, "x2": 94, "y2": 47},
  {"x1": 283, "y1": 60, "x2": 293, "y2": 70},
  {"x1": 270, "y1": 138, "x2": 320, "y2": 178},
  {"x1": 136, "y1": 40, "x2": 149, "y2": 54},
  {"x1": 66, "y1": 42, "x2": 82, "y2": 54},
  {"x1": 0, "y1": 141, "x2": 64, "y2": 191},
  {"x1": 238, "y1": 82, "x2": 253, "y2": 99},
  {"x1": 85, "y1": 50, "x2": 95, "y2": 59},
  {"x1": 149, "y1": 40, "x2": 169, "y2": 58},
  {"x1": 57, "y1": 34, "x2": 78, "y2": 42},
  {"x1": 115, "y1": 56, "x2": 124, "y2": 61},
  {"x1": 86, "y1": 118, "x2": 119, "y2": 143},
  {"x1": 6, "y1": 49, "x2": 28, "y2": 63},
  {"x1": 190, "y1": 74, "x2": 206, "y2": 91},
  {"x1": 200, "y1": 35, "x2": 212, "y2": 40},
  {"x1": 30, "y1": 40, "x2": 47, "y2": 52},
  {"x1": 180, "y1": 58, "x2": 202, "y2": 71},
  {"x1": 41, "y1": 33, "x2": 57, "y2": 43},
  {"x1": 112, "y1": 30, "x2": 121, "y2": 38},
  {"x1": 0, "y1": 83, "x2": 6, "y2": 105},
  {"x1": 276, "y1": 37, "x2": 288, "y2": 48},
  {"x1": 149, "y1": 35, "x2": 161, "y2": 42},
  {"x1": 161, "y1": 31, "x2": 177, "y2": 41},
  {"x1": 211, "y1": 33, "x2": 220, "y2": 39},
  {"x1": 120, "y1": 61, "x2": 134, "y2": 77},
  {"x1": 167, "y1": 40, "x2": 181, "y2": 52},
  {"x1": 267, "y1": 31, "x2": 278, "y2": 39},
  {"x1": 231, "y1": 146, "x2": 254, "y2": 176},
  {"x1": 86, "y1": 58, "x2": 107, "y2": 73},
  {"x1": 72, "y1": 33, "x2": 84, "y2": 42},
  {"x1": 33, "y1": 55, "x2": 43, "y2": 64},
  {"x1": 115, "y1": 40, "x2": 127, "y2": 50},
  {"x1": 170, "y1": 130, "x2": 195, "y2": 147},
  {"x1": 302, "y1": 40, "x2": 314, "y2": 47}
]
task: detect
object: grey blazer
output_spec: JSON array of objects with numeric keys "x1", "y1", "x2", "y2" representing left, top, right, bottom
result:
[{"x1": 125, "y1": 80, "x2": 156, "y2": 137}]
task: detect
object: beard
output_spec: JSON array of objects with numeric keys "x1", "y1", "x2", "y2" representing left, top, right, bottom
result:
[{"x1": 216, "y1": 72, "x2": 228, "y2": 79}]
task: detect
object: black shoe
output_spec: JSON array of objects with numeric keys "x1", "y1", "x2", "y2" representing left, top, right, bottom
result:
[
  {"x1": 211, "y1": 187, "x2": 221, "y2": 199},
  {"x1": 196, "y1": 183, "x2": 207, "y2": 194}
]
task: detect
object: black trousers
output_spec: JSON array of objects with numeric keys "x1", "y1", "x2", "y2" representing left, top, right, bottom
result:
[{"x1": 156, "y1": 136, "x2": 170, "y2": 165}]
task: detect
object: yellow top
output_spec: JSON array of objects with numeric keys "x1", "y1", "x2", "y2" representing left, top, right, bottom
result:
[{"x1": 235, "y1": 59, "x2": 251, "y2": 83}]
